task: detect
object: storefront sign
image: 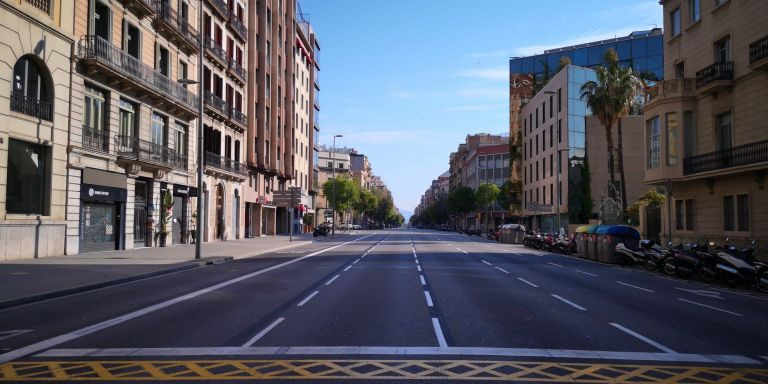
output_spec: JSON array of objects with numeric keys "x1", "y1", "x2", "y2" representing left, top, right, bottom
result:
[
  {"x1": 81, "y1": 184, "x2": 128, "y2": 203},
  {"x1": 173, "y1": 185, "x2": 198, "y2": 197}
]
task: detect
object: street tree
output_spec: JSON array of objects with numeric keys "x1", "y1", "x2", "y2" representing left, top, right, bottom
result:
[
  {"x1": 352, "y1": 189, "x2": 378, "y2": 227},
  {"x1": 322, "y1": 176, "x2": 359, "y2": 223},
  {"x1": 447, "y1": 186, "x2": 476, "y2": 229},
  {"x1": 476, "y1": 183, "x2": 500, "y2": 231}
]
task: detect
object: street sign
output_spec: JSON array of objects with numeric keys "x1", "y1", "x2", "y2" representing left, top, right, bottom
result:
[{"x1": 272, "y1": 188, "x2": 303, "y2": 207}]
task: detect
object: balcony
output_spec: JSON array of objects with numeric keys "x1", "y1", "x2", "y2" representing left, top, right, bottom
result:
[
  {"x1": 643, "y1": 78, "x2": 696, "y2": 110},
  {"x1": 695, "y1": 61, "x2": 733, "y2": 95},
  {"x1": 205, "y1": 0, "x2": 227, "y2": 19},
  {"x1": 154, "y1": 4, "x2": 200, "y2": 54},
  {"x1": 683, "y1": 139, "x2": 768, "y2": 176},
  {"x1": 229, "y1": 106, "x2": 247, "y2": 129},
  {"x1": 204, "y1": 91, "x2": 229, "y2": 120},
  {"x1": 749, "y1": 34, "x2": 768, "y2": 71},
  {"x1": 115, "y1": 135, "x2": 187, "y2": 171},
  {"x1": 10, "y1": 90, "x2": 52, "y2": 121},
  {"x1": 227, "y1": 12, "x2": 247, "y2": 41},
  {"x1": 227, "y1": 59, "x2": 246, "y2": 84},
  {"x1": 122, "y1": 0, "x2": 157, "y2": 18},
  {"x1": 82, "y1": 126, "x2": 110, "y2": 153},
  {"x1": 205, "y1": 151, "x2": 248, "y2": 179},
  {"x1": 78, "y1": 36, "x2": 198, "y2": 118},
  {"x1": 204, "y1": 37, "x2": 227, "y2": 68}
]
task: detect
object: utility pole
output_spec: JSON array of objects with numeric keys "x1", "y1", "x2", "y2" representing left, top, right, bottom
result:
[{"x1": 331, "y1": 134, "x2": 343, "y2": 236}]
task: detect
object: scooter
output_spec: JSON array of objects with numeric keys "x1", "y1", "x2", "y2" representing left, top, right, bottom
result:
[
  {"x1": 615, "y1": 240, "x2": 668, "y2": 267},
  {"x1": 313, "y1": 225, "x2": 328, "y2": 237},
  {"x1": 555, "y1": 235, "x2": 576, "y2": 255},
  {"x1": 662, "y1": 242, "x2": 713, "y2": 278},
  {"x1": 698, "y1": 240, "x2": 759, "y2": 287}
]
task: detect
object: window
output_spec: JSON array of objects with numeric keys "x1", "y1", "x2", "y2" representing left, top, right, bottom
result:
[
  {"x1": 327, "y1": 161, "x2": 332, "y2": 168},
  {"x1": 118, "y1": 99, "x2": 135, "y2": 147},
  {"x1": 675, "y1": 199, "x2": 694, "y2": 230},
  {"x1": 715, "y1": 0, "x2": 728, "y2": 7},
  {"x1": 156, "y1": 44, "x2": 170, "y2": 77},
  {"x1": 646, "y1": 117, "x2": 660, "y2": 168},
  {"x1": 683, "y1": 111, "x2": 696, "y2": 158},
  {"x1": 11, "y1": 56, "x2": 52, "y2": 121},
  {"x1": 83, "y1": 87, "x2": 105, "y2": 131},
  {"x1": 338, "y1": 162, "x2": 344, "y2": 169},
  {"x1": 549, "y1": 95, "x2": 553, "y2": 118},
  {"x1": 714, "y1": 36, "x2": 730, "y2": 63},
  {"x1": 542, "y1": 157, "x2": 546, "y2": 180},
  {"x1": 123, "y1": 21, "x2": 141, "y2": 59},
  {"x1": 179, "y1": 61, "x2": 188, "y2": 88},
  {"x1": 558, "y1": 119, "x2": 562, "y2": 143},
  {"x1": 173, "y1": 122, "x2": 187, "y2": 157},
  {"x1": 94, "y1": 1, "x2": 110, "y2": 41},
  {"x1": 6, "y1": 139, "x2": 49, "y2": 215},
  {"x1": 723, "y1": 194, "x2": 749, "y2": 232},
  {"x1": 549, "y1": 154, "x2": 553, "y2": 177},
  {"x1": 715, "y1": 111, "x2": 732, "y2": 150},
  {"x1": 557, "y1": 88, "x2": 562, "y2": 112},
  {"x1": 689, "y1": 0, "x2": 701, "y2": 23},
  {"x1": 549, "y1": 125, "x2": 553, "y2": 148},
  {"x1": 675, "y1": 62, "x2": 685, "y2": 78},
  {"x1": 685, "y1": 199, "x2": 695, "y2": 231},
  {"x1": 151, "y1": 112, "x2": 166, "y2": 147},
  {"x1": 666, "y1": 112, "x2": 678, "y2": 166},
  {"x1": 670, "y1": 8, "x2": 681, "y2": 37}
]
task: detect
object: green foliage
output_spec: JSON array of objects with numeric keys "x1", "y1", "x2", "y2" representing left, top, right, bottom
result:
[
  {"x1": 569, "y1": 159, "x2": 593, "y2": 224},
  {"x1": 558, "y1": 56, "x2": 571, "y2": 72},
  {"x1": 353, "y1": 189, "x2": 378, "y2": 217},
  {"x1": 322, "y1": 176, "x2": 359, "y2": 213},
  {"x1": 475, "y1": 183, "x2": 500, "y2": 209},
  {"x1": 302, "y1": 214, "x2": 314, "y2": 226},
  {"x1": 447, "y1": 186, "x2": 476, "y2": 214},
  {"x1": 159, "y1": 189, "x2": 173, "y2": 234}
]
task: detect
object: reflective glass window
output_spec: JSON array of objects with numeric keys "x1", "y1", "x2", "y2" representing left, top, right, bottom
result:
[
  {"x1": 631, "y1": 38, "x2": 647, "y2": 58},
  {"x1": 521, "y1": 57, "x2": 534, "y2": 74},
  {"x1": 534, "y1": 55, "x2": 545, "y2": 73},
  {"x1": 573, "y1": 48, "x2": 587, "y2": 66},
  {"x1": 588, "y1": 45, "x2": 602, "y2": 66},
  {"x1": 647, "y1": 36, "x2": 663, "y2": 55},
  {"x1": 601, "y1": 43, "x2": 617, "y2": 58},
  {"x1": 616, "y1": 40, "x2": 631, "y2": 60},
  {"x1": 510, "y1": 59, "x2": 522, "y2": 74},
  {"x1": 547, "y1": 54, "x2": 559, "y2": 76}
]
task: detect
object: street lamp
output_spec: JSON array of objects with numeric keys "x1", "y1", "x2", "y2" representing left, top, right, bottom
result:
[
  {"x1": 178, "y1": 0, "x2": 205, "y2": 260},
  {"x1": 331, "y1": 134, "x2": 343, "y2": 236},
  {"x1": 555, "y1": 148, "x2": 570, "y2": 234}
]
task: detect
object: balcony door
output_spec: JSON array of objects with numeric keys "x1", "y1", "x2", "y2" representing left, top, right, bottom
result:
[
  {"x1": 714, "y1": 36, "x2": 731, "y2": 63},
  {"x1": 715, "y1": 111, "x2": 732, "y2": 151},
  {"x1": 93, "y1": 1, "x2": 110, "y2": 41},
  {"x1": 122, "y1": 21, "x2": 141, "y2": 59}
]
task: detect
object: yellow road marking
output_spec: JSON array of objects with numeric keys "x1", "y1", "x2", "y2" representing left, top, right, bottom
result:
[{"x1": 0, "y1": 359, "x2": 766, "y2": 382}]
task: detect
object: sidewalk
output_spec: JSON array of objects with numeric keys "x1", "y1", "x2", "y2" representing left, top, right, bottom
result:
[{"x1": 0, "y1": 232, "x2": 353, "y2": 309}]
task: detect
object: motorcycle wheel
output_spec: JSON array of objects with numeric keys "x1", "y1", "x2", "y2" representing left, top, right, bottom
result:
[
  {"x1": 755, "y1": 270, "x2": 768, "y2": 293},
  {"x1": 643, "y1": 259, "x2": 657, "y2": 271},
  {"x1": 662, "y1": 261, "x2": 677, "y2": 276},
  {"x1": 724, "y1": 275, "x2": 740, "y2": 287},
  {"x1": 698, "y1": 265, "x2": 717, "y2": 283}
]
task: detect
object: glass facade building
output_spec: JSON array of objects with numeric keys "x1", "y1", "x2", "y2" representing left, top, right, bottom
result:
[{"x1": 509, "y1": 29, "x2": 664, "y2": 86}]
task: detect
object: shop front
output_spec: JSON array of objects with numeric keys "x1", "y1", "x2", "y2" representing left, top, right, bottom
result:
[
  {"x1": 171, "y1": 184, "x2": 197, "y2": 244},
  {"x1": 79, "y1": 169, "x2": 127, "y2": 253}
]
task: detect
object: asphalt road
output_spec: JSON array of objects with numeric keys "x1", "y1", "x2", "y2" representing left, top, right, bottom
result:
[{"x1": 1, "y1": 229, "x2": 767, "y2": 383}]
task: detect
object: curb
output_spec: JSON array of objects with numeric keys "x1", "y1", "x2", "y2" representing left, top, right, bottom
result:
[{"x1": 0, "y1": 256, "x2": 233, "y2": 311}]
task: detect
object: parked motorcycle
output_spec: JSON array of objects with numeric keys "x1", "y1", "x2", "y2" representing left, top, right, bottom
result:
[
  {"x1": 698, "y1": 240, "x2": 759, "y2": 287},
  {"x1": 313, "y1": 225, "x2": 329, "y2": 237},
  {"x1": 615, "y1": 240, "x2": 668, "y2": 267},
  {"x1": 662, "y1": 242, "x2": 713, "y2": 278},
  {"x1": 554, "y1": 235, "x2": 576, "y2": 255}
]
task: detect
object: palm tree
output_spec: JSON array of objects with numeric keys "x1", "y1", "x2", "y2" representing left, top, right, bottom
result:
[
  {"x1": 612, "y1": 64, "x2": 646, "y2": 212},
  {"x1": 580, "y1": 59, "x2": 618, "y2": 201}
]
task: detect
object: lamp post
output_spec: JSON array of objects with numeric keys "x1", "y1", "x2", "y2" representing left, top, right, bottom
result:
[
  {"x1": 555, "y1": 148, "x2": 570, "y2": 234},
  {"x1": 331, "y1": 134, "x2": 343, "y2": 236},
  {"x1": 178, "y1": 0, "x2": 204, "y2": 259}
]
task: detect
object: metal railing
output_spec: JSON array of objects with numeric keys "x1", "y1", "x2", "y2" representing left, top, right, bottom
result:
[
  {"x1": 115, "y1": 135, "x2": 187, "y2": 170},
  {"x1": 205, "y1": 151, "x2": 248, "y2": 176},
  {"x1": 227, "y1": 12, "x2": 247, "y2": 40},
  {"x1": 695, "y1": 61, "x2": 733, "y2": 88},
  {"x1": 683, "y1": 138, "x2": 768, "y2": 175},
  {"x1": 10, "y1": 91, "x2": 52, "y2": 121},
  {"x1": 228, "y1": 59, "x2": 246, "y2": 81},
  {"x1": 645, "y1": 78, "x2": 695, "y2": 104},
  {"x1": 205, "y1": 0, "x2": 227, "y2": 18},
  {"x1": 204, "y1": 37, "x2": 226, "y2": 64},
  {"x1": 156, "y1": 3, "x2": 200, "y2": 49},
  {"x1": 82, "y1": 125, "x2": 110, "y2": 153},
  {"x1": 204, "y1": 91, "x2": 228, "y2": 115},
  {"x1": 750, "y1": 35, "x2": 768, "y2": 64},
  {"x1": 125, "y1": 0, "x2": 157, "y2": 14},
  {"x1": 230, "y1": 106, "x2": 246, "y2": 126},
  {"x1": 25, "y1": 0, "x2": 50, "y2": 14},
  {"x1": 78, "y1": 36, "x2": 198, "y2": 111}
]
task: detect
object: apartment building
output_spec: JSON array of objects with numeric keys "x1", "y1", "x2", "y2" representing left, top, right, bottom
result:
[
  {"x1": 68, "y1": 0, "x2": 201, "y2": 253},
  {"x1": 316, "y1": 147, "x2": 351, "y2": 224},
  {"x1": 448, "y1": 134, "x2": 507, "y2": 194},
  {"x1": 643, "y1": 0, "x2": 768, "y2": 245},
  {"x1": 199, "y1": 0, "x2": 248, "y2": 242},
  {"x1": 350, "y1": 152, "x2": 372, "y2": 191},
  {"x1": 0, "y1": 0, "x2": 74, "y2": 259}
]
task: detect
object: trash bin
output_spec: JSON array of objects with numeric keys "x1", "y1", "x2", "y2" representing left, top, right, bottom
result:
[
  {"x1": 510, "y1": 224, "x2": 525, "y2": 244},
  {"x1": 574, "y1": 225, "x2": 591, "y2": 259},
  {"x1": 599, "y1": 225, "x2": 641, "y2": 264},
  {"x1": 500, "y1": 224, "x2": 511, "y2": 243},
  {"x1": 586, "y1": 225, "x2": 605, "y2": 261}
]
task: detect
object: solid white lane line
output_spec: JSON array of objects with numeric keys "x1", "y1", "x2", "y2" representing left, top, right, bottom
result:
[
  {"x1": 415, "y1": 259, "x2": 420, "y2": 265},
  {"x1": 417, "y1": 265, "x2": 422, "y2": 272},
  {"x1": 551, "y1": 294, "x2": 586, "y2": 311},
  {"x1": 517, "y1": 278, "x2": 538, "y2": 288},
  {"x1": 616, "y1": 281, "x2": 654, "y2": 293},
  {"x1": 424, "y1": 291, "x2": 434, "y2": 307},
  {"x1": 481, "y1": 260, "x2": 492, "y2": 266},
  {"x1": 575, "y1": 270, "x2": 598, "y2": 277},
  {"x1": 297, "y1": 291, "x2": 320, "y2": 307},
  {"x1": 420, "y1": 275, "x2": 426, "y2": 286},
  {"x1": 610, "y1": 323, "x2": 675, "y2": 353},
  {"x1": 242, "y1": 318, "x2": 285, "y2": 347},
  {"x1": 432, "y1": 318, "x2": 448, "y2": 348},
  {"x1": 495, "y1": 266, "x2": 510, "y2": 274},
  {"x1": 547, "y1": 262, "x2": 564, "y2": 268},
  {"x1": 343, "y1": 265, "x2": 352, "y2": 272},
  {"x1": 0, "y1": 233, "x2": 377, "y2": 364},
  {"x1": 677, "y1": 298, "x2": 743, "y2": 317},
  {"x1": 353, "y1": 259, "x2": 360, "y2": 264},
  {"x1": 38, "y1": 347, "x2": 761, "y2": 364},
  {"x1": 325, "y1": 275, "x2": 340, "y2": 286}
]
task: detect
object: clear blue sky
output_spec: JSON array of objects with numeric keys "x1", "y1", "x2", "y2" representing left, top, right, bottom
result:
[{"x1": 299, "y1": 0, "x2": 662, "y2": 215}]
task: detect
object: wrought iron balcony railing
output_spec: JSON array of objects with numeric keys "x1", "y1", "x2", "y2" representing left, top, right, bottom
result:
[
  {"x1": 78, "y1": 36, "x2": 198, "y2": 112},
  {"x1": 10, "y1": 90, "x2": 52, "y2": 121},
  {"x1": 230, "y1": 106, "x2": 246, "y2": 127},
  {"x1": 683, "y1": 139, "x2": 768, "y2": 175},
  {"x1": 115, "y1": 135, "x2": 187, "y2": 170},
  {"x1": 205, "y1": 151, "x2": 248, "y2": 176},
  {"x1": 204, "y1": 91, "x2": 228, "y2": 116},
  {"x1": 695, "y1": 61, "x2": 733, "y2": 89},
  {"x1": 644, "y1": 78, "x2": 695, "y2": 105},
  {"x1": 228, "y1": 59, "x2": 246, "y2": 82},
  {"x1": 750, "y1": 35, "x2": 768, "y2": 65},
  {"x1": 82, "y1": 125, "x2": 110, "y2": 153},
  {"x1": 205, "y1": 0, "x2": 227, "y2": 18},
  {"x1": 155, "y1": 3, "x2": 200, "y2": 51},
  {"x1": 204, "y1": 37, "x2": 227, "y2": 64},
  {"x1": 227, "y1": 12, "x2": 247, "y2": 41}
]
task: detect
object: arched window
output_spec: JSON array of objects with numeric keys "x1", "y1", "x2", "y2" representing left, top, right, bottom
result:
[{"x1": 11, "y1": 56, "x2": 52, "y2": 121}]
